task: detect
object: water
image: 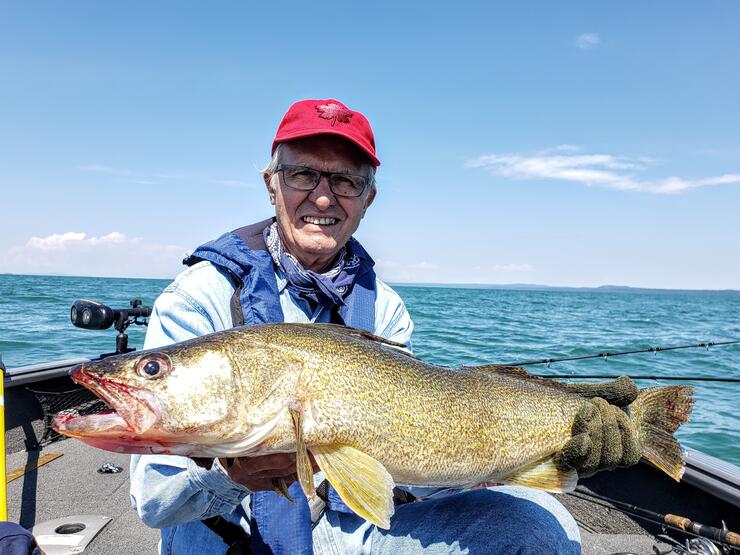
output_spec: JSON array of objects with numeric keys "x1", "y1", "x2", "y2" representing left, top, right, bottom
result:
[
  {"x1": 0, "y1": 274, "x2": 168, "y2": 367},
  {"x1": 1, "y1": 274, "x2": 738, "y2": 465}
]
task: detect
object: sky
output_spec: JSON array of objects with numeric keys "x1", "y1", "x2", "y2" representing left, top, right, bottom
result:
[{"x1": 1, "y1": 2, "x2": 739, "y2": 289}]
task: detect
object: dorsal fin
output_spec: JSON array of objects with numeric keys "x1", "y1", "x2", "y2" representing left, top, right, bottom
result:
[
  {"x1": 464, "y1": 364, "x2": 530, "y2": 377},
  {"x1": 288, "y1": 323, "x2": 415, "y2": 356},
  {"x1": 463, "y1": 365, "x2": 639, "y2": 406},
  {"x1": 461, "y1": 364, "x2": 577, "y2": 394}
]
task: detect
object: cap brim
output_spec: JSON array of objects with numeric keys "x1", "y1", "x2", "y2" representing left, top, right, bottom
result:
[{"x1": 272, "y1": 128, "x2": 380, "y2": 167}]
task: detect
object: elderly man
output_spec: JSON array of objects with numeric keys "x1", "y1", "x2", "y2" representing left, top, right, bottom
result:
[{"x1": 130, "y1": 99, "x2": 638, "y2": 554}]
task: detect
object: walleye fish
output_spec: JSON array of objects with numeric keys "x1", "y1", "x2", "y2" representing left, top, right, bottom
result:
[{"x1": 52, "y1": 323, "x2": 693, "y2": 528}]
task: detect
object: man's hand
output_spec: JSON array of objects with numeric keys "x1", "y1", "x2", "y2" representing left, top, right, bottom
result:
[
  {"x1": 554, "y1": 397, "x2": 642, "y2": 476},
  {"x1": 220, "y1": 454, "x2": 300, "y2": 491},
  {"x1": 192, "y1": 453, "x2": 320, "y2": 492},
  {"x1": 553, "y1": 375, "x2": 642, "y2": 476}
]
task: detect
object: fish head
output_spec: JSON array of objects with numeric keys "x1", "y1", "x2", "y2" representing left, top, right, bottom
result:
[{"x1": 52, "y1": 337, "x2": 247, "y2": 454}]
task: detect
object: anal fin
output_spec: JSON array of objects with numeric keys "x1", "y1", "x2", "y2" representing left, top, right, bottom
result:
[
  {"x1": 289, "y1": 406, "x2": 316, "y2": 499},
  {"x1": 502, "y1": 456, "x2": 578, "y2": 493},
  {"x1": 312, "y1": 443, "x2": 395, "y2": 529}
]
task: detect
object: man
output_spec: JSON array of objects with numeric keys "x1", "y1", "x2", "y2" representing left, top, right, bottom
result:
[{"x1": 130, "y1": 99, "x2": 639, "y2": 554}]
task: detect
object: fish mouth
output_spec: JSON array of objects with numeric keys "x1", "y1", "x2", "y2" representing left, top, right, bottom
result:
[{"x1": 52, "y1": 363, "x2": 160, "y2": 437}]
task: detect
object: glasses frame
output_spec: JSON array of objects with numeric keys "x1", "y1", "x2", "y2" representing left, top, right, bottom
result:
[{"x1": 275, "y1": 164, "x2": 370, "y2": 198}]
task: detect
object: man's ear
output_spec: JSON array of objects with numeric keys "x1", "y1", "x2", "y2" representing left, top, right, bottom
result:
[
  {"x1": 264, "y1": 172, "x2": 276, "y2": 205},
  {"x1": 362, "y1": 185, "x2": 377, "y2": 217}
]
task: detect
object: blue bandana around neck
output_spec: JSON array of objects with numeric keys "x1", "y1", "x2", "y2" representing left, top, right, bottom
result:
[{"x1": 263, "y1": 222, "x2": 361, "y2": 308}]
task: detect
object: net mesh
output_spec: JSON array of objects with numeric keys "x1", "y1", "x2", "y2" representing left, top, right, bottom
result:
[{"x1": 27, "y1": 386, "x2": 110, "y2": 446}]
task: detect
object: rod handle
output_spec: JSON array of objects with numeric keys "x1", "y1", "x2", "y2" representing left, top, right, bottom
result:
[{"x1": 665, "y1": 514, "x2": 740, "y2": 547}]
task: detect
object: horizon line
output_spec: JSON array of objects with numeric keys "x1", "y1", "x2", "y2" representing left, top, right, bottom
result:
[{"x1": 1, "y1": 272, "x2": 738, "y2": 294}]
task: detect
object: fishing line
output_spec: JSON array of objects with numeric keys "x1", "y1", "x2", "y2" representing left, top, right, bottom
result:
[
  {"x1": 499, "y1": 339, "x2": 740, "y2": 383},
  {"x1": 533, "y1": 375, "x2": 740, "y2": 383}
]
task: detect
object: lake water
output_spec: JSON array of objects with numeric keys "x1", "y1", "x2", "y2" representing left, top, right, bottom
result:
[{"x1": 1, "y1": 274, "x2": 738, "y2": 465}]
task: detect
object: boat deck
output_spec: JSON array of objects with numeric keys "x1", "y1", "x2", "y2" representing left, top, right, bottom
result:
[{"x1": 7, "y1": 438, "x2": 159, "y2": 554}]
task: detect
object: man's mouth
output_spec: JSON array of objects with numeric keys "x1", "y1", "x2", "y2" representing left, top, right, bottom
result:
[{"x1": 302, "y1": 216, "x2": 338, "y2": 226}]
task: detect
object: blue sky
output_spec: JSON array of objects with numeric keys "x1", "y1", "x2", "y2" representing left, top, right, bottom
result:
[{"x1": 2, "y1": 2, "x2": 739, "y2": 289}]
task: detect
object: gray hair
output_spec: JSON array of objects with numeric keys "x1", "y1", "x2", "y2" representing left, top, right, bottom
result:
[
  {"x1": 262, "y1": 142, "x2": 376, "y2": 188},
  {"x1": 262, "y1": 143, "x2": 284, "y2": 177}
]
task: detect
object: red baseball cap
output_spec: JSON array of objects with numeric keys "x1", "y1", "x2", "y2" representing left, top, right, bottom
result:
[{"x1": 272, "y1": 99, "x2": 380, "y2": 167}]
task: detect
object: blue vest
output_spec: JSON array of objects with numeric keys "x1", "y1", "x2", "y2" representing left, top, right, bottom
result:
[{"x1": 185, "y1": 218, "x2": 377, "y2": 554}]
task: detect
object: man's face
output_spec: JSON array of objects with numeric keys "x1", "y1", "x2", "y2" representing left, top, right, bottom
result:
[{"x1": 264, "y1": 135, "x2": 376, "y2": 272}]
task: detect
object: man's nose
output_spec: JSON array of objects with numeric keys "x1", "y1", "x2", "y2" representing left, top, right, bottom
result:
[{"x1": 309, "y1": 175, "x2": 336, "y2": 209}]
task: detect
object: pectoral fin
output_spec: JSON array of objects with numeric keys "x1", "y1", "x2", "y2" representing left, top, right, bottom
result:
[
  {"x1": 312, "y1": 444, "x2": 395, "y2": 529},
  {"x1": 501, "y1": 456, "x2": 578, "y2": 492},
  {"x1": 289, "y1": 406, "x2": 316, "y2": 499}
]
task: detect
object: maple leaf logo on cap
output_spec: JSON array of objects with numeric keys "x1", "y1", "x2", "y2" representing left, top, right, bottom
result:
[{"x1": 316, "y1": 103, "x2": 354, "y2": 126}]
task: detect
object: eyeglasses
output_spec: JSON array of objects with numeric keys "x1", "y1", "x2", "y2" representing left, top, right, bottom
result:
[{"x1": 276, "y1": 164, "x2": 370, "y2": 198}]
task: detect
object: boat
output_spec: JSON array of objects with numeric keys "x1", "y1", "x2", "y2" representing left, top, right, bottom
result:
[{"x1": 2, "y1": 301, "x2": 739, "y2": 554}]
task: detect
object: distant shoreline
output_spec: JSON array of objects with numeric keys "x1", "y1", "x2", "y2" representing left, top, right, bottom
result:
[
  {"x1": 2, "y1": 272, "x2": 738, "y2": 295},
  {"x1": 392, "y1": 283, "x2": 740, "y2": 295}
]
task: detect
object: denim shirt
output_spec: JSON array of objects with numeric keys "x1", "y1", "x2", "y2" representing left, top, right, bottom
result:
[{"x1": 129, "y1": 260, "x2": 415, "y2": 553}]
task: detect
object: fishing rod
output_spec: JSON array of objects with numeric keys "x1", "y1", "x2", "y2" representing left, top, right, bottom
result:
[
  {"x1": 571, "y1": 488, "x2": 740, "y2": 549},
  {"x1": 533, "y1": 375, "x2": 740, "y2": 383},
  {"x1": 499, "y1": 339, "x2": 740, "y2": 383}
]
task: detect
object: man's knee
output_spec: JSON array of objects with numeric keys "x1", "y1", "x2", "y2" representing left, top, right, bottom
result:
[
  {"x1": 484, "y1": 486, "x2": 581, "y2": 553},
  {"x1": 374, "y1": 487, "x2": 580, "y2": 554}
]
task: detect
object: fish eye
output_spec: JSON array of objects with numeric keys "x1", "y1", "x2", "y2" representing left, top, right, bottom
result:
[{"x1": 135, "y1": 354, "x2": 172, "y2": 379}]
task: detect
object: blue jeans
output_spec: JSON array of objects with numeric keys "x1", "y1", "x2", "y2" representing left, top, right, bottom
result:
[{"x1": 313, "y1": 486, "x2": 581, "y2": 554}]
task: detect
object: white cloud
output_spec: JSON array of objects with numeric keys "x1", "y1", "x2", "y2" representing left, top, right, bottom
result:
[
  {"x1": 24, "y1": 232, "x2": 127, "y2": 251},
  {"x1": 575, "y1": 33, "x2": 601, "y2": 49},
  {"x1": 3, "y1": 232, "x2": 188, "y2": 278},
  {"x1": 466, "y1": 148, "x2": 740, "y2": 194}
]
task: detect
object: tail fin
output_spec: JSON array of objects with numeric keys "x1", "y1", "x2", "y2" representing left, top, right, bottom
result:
[{"x1": 629, "y1": 385, "x2": 694, "y2": 481}]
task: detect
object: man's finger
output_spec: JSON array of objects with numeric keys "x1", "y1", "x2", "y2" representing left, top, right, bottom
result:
[
  {"x1": 554, "y1": 433, "x2": 592, "y2": 471},
  {"x1": 593, "y1": 398, "x2": 621, "y2": 469},
  {"x1": 233, "y1": 474, "x2": 300, "y2": 492},
  {"x1": 248, "y1": 465, "x2": 300, "y2": 478},
  {"x1": 239, "y1": 453, "x2": 297, "y2": 473},
  {"x1": 246, "y1": 477, "x2": 287, "y2": 491},
  {"x1": 562, "y1": 376, "x2": 638, "y2": 407},
  {"x1": 582, "y1": 401, "x2": 605, "y2": 474},
  {"x1": 615, "y1": 409, "x2": 642, "y2": 467},
  {"x1": 572, "y1": 402, "x2": 597, "y2": 435}
]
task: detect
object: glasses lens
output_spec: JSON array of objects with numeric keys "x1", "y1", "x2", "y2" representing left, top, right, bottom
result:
[
  {"x1": 282, "y1": 167, "x2": 319, "y2": 190},
  {"x1": 330, "y1": 174, "x2": 367, "y2": 197}
]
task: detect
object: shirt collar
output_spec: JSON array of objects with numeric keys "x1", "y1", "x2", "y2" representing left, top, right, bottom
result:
[{"x1": 274, "y1": 265, "x2": 289, "y2": 294}]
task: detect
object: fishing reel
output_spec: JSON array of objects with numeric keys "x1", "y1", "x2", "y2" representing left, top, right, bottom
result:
[{"x1": 71, "y1": 299, "x2": 152, "y2": 356}]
